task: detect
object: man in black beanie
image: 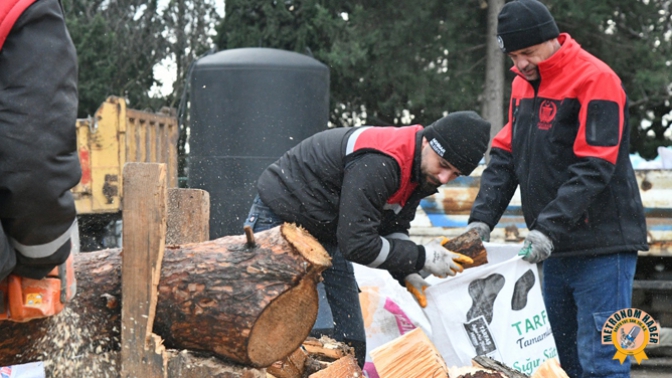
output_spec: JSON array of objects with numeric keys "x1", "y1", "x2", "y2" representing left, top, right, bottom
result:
[
  {"x1": 245, "y1": 110, "x2": 490, "y2": 367},
  {"x1": 464, "y1": 0, "x2": 647, "y2": 376}
]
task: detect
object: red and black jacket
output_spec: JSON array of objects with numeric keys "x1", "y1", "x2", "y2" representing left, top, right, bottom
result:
[
  {"x1": 257, "y1": 125, "x2": 433, "y2": 274},
  {"x1": 0, "y1": 0, "x2": 37, "y2": 51},
  {"x1": 470, "y1": 33, "x2": 648, "y2": 256}
]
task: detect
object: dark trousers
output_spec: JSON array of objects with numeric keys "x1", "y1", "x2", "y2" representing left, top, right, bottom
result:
[{"x1": 245, "y1": 196, "x2": 367, "y2": 367}]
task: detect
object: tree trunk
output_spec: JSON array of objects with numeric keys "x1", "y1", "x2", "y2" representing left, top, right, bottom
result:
[
  {"x1": 0, "y1": 223, "x2": 330, "y2": 371},
  {"x1": 482, "y1": 0, "x2": 506, "y2": 161}
]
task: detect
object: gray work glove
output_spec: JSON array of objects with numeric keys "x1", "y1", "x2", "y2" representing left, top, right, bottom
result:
[
  {"x1": 466, "y1": 221, "x2": 491, "y2": 242},
  {"x1": 519, "y1": 230, "x2": 554, "y2": 263},
  {"x1": 423, "y1": 238, "x2": 474, "y2": 278},
  {"x1": 404, "y1": 273, "x2": 431, "y2": 308}
]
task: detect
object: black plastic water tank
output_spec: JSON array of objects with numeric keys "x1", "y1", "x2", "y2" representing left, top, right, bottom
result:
[{"x1": 187, "y1": 48, "x2": 329, "y2": 238}]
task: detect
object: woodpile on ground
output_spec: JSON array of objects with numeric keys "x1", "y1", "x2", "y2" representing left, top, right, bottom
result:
[
  {"x1": 267, "y1": 336, "x2": 363, "y2": 378},
  {"x1": 362, "y1": 326, "x2": 569, "y2": 378}
]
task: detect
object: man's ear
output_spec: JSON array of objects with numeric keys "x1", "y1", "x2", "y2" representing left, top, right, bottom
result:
[{"x1": 421, "y1": 136, "x2": 428, "y2": 148}]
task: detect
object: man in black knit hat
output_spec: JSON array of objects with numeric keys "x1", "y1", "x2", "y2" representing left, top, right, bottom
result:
[
  {"x1": 245, "y1": 111, "x2": 490, "y2": 367},
  {"x1": 463, "y1": 0, "x2": 647, "y2": 376}
]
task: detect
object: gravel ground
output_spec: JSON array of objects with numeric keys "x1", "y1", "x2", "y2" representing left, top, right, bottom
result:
[{"x1": 630, "y1": 355, "x2": 672, "y2": 378}]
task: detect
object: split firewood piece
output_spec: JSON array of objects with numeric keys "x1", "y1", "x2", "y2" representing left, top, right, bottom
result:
[
  {"x1": 302, "y1": 336, "x2": 356, "y2": 376},
  {"x1": 267, "y1": 347, "x2": 308, "y2": 378},
  {"x1": 0, "y1": 223, "x2": 331, "y2": 370},
  {"x1": 443, "y1": 229, "x2": 488, "y2": 268},
  {"x1": 302, "y1": 336, "x2": 353, "y2": 361},
  {"x1": 472, "y1": 356, "x2": 529, "y2": 378},
  {"x1": 530, "y1": 358, "x2": 569, "y2": 378},
  {"x1": 448, "y1": 365, "x2": 505, "y2": 378},
  {"x1": 308, "y1": 355, "x2": 362, "y2": 378},
  {"x1": 370, "y1": 328, "x2": 448, "y2": 378}
]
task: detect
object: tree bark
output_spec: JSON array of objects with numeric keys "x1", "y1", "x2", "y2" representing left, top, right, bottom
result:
[
  {"x1": 0, "y1": 223, "x2": 330, "y2": 371},
  {"x1": 481, "y1": 0, "x2": 506, "y2": 161},
  {"x1": 444, "y1": 229, "x2": 489, "y2": 268}
]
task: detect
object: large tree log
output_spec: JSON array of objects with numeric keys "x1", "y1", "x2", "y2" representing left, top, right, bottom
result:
[{"x1": 0, "y1": 223, "x2": 330, "y2": 372}]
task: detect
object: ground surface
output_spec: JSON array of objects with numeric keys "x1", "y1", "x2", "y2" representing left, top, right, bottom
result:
[{"x1": 630, "y1": 354, "x2": 672, "y2": 378}]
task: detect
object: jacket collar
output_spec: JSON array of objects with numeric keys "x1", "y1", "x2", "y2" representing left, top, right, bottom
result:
[
  {"x1": 510, "y1": 33, "x2": 580, "y2": 81},
  {"x1": 412, "y1": 129, "x2": 423, "y2": 183}
]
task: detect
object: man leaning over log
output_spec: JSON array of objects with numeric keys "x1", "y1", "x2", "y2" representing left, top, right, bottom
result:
[{"x1": 245, "y1": 111, "x2": 491, "y2": 367}]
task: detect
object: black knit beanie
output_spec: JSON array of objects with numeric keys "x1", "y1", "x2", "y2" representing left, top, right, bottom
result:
[
  {"x1": 423, "y1": 111, "x2": 491, "y2": 175},
  {"x1": 497, "y1": 0, "x2": 559, "y2": 53}
]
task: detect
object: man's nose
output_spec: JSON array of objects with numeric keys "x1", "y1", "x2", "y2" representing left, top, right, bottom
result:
[
  {"x1": 438, "y1": 170, "x2": 453, "y2": 184},
  {"x1": 515, "y1": 58, "x2": 528, "y2": 71}
]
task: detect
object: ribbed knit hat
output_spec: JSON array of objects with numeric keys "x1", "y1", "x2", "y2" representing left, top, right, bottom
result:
[
  {"x1": 423, "y1": 111, "x2": 491, "y2": 175},
  {"x1": 497, "y1": 0, "x2": 559, "y2": 53}
]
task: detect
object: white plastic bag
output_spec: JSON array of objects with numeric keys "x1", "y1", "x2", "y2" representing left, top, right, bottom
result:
[
  {"x1": 423, "y1": 243, "x2": 558, "y2": 375},
  {"x1": 0, "y1": 362, "x2": 45, "y2": 378}
]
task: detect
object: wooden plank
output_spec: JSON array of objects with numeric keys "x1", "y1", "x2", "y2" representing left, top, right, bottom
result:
[
  {"x1": 121, "y1": 162, "x2": 168, "y2": 378},
  {"x1": 370, "y1": 328, "x2": 448, "y2": 378},
  {"x1": 166, "y1": 350, "x2": 267, "y2": 378},
  {"x1": 308, "y1": 355, "x2": 362, "y2": 378},
  {"x1": 166, "y1": 188, "x2": 209, "y2": 245}
]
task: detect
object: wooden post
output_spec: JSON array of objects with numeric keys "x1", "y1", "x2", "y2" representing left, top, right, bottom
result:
[
  {"x1": 166, "y1": 188, "x2": 209, "y2": 245},
  {"x1": 121, "y1": 162, "x2": 169, "y2": 377}
]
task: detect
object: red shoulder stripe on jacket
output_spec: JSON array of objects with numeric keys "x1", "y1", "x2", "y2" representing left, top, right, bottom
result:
[
  {"x1": 573, "y1": 72, "x2": 626, "y2": 165},
  {"x1": 0, "y1": 0, "x2": 38, "y2": 51}
]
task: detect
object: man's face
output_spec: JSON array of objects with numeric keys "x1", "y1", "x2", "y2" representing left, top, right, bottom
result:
[
  {"x1": 507, "y1": 39, "x2": 559, "y2": 81},
  {"x1": 419, "y1": 137, "x2": 462, "y2": 191}
]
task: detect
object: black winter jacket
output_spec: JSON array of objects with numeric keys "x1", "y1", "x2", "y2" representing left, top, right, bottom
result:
[
  {"x1": 0, "y1": 0, "x2": 81, "y2": 280},
  {"x1": 257, "y1": 126, "x2": 434, "y2": 274},
  {"x1": 470, "y1": 34, "x2": 648, "y2": 256}
]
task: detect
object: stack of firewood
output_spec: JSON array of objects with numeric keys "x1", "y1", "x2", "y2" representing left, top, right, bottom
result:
[
  {"x1": 363, "y1": 327, "x2": 569, "y2": 378},
  {"x1": 267, "y1": 336, "x2": 363, "y2": 378}
]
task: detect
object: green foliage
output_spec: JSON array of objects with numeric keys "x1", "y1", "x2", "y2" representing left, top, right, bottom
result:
[
  {"x1": 217, "y1": 0, "x2": 490, "y2": 127},
  {"x1": 63, "y1": 0, "x2": 671, "y2": 158},
  {"x1": 63, "y1": 0, "x2": 169, "y2": 117},
  {"x1": 547, "y1": 0, "x2": 672, "y2": 158}
]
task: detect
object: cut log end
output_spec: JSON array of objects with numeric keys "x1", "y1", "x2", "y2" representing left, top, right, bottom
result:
[
  {"x1": 281, "y1": 223, "x2": 331, "y2": 271},
  {"x1": 247, "y1": 276, "x2": 319, "y2": 367}
]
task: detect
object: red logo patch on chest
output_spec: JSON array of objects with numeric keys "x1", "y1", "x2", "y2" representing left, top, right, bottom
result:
[{"x1": 538, "y1": 100, "x2": 557, "y2": 130}]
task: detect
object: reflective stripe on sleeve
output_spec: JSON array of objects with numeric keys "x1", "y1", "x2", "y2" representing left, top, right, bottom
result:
[
  {"x1": 367, "y1": 236, "x2": 391, "y2": 268},
  {"x1": 345, "y1": 126, "x2": 371, "y2": 155},
  {"x1": 10, "y1": 219, "x2": 77, "y2": 259},
  {"x1": 383, "y1": 203, "x2": 403, "y2": 214},
  {"x1": 384, "y1": 232, "x2": 410, "y2": 241}
]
